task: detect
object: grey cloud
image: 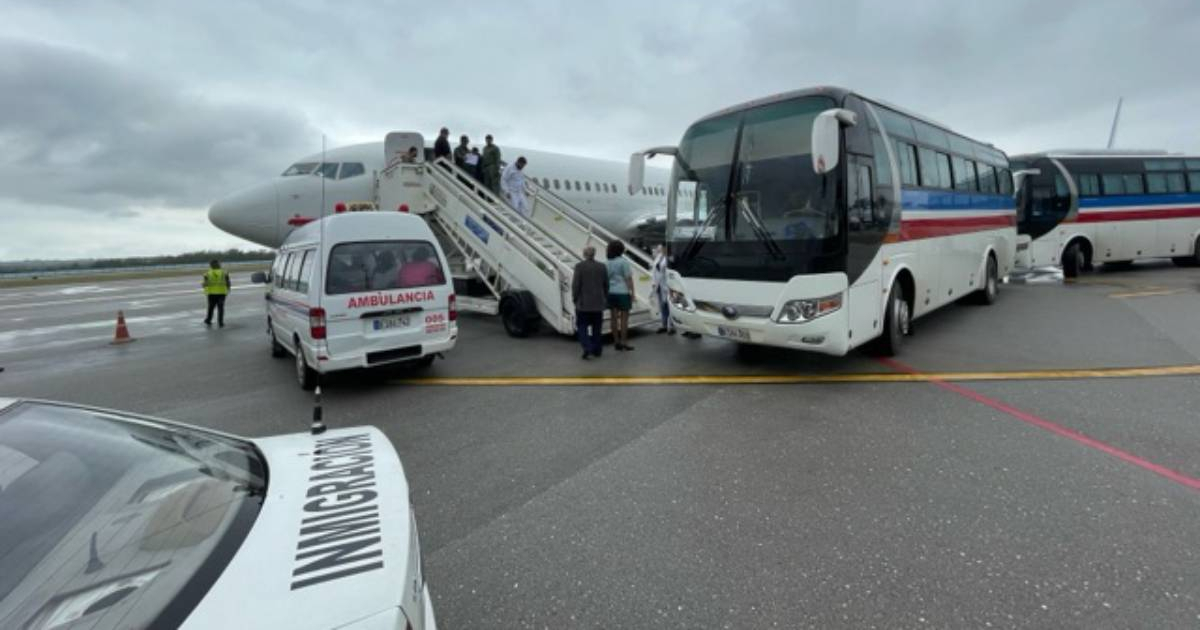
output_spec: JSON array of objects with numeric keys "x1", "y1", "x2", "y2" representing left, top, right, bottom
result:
[
  {"x1": 2, "y1": 0, "x2": 1199, "y2": 259},
  {"x1": 0, "y1": 37, "x2": 318, "y2": 214}
]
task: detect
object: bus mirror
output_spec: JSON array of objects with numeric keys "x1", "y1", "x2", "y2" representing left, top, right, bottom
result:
[
  {"x1": 628, "y1": 153, "x2": 645, "y2": 194},
  {"x1": 251, "y1": 271, "x2": 267, "y2": 284},
  {"x1": 811, "y1": 109, "x2": 856, "y2": 175}
]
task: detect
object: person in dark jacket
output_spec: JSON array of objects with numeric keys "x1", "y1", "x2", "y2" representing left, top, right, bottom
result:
[
  {"x1": 481, "y1": 134, "x2": 502, "y2": 193},
  {"x1": 453, "y1": 135, "x2": 470, "y2": 168},
  {"x1": 571, "y1": 245, "x2": 609, "y2": 359},
  {"x1": 433, "y1": 128, "x2": 451, "y2": 161}
]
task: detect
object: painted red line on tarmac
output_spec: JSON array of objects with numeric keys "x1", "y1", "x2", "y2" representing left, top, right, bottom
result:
[{"x1": 877, "y1": 357, "x2": 1200, "y2": 492}]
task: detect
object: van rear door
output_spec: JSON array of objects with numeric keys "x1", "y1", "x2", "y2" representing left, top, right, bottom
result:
[{"x1": 322, "y1": 240, "x2": 452, "y2": 364}]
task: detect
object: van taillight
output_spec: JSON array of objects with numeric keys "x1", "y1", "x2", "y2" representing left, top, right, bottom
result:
[
  {"x1": 309, "y1": 307, "x2": 327, "y2": 339},
  {"x1": 448, "y1": 294, "x2": 457, "y2": 322}
]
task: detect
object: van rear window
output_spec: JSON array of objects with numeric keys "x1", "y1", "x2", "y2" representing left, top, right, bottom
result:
[{"x1": 326, "y1": 241, "x2": 446, "y2": 295}]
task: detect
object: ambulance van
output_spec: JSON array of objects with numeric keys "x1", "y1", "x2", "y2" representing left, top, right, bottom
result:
[{"x1": 252, "y1": 212, "x2": 458, "y2": 389}]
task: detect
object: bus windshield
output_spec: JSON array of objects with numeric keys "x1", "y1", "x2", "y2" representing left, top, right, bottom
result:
[{"x1": 670, "y1": 95, "x2": 843, "y2": 281}]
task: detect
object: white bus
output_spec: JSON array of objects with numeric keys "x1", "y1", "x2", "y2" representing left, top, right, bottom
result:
[
  {"x1": 632, "y1": 87, "x2": 1017, "y2": 356},
  {"x1": 1010, "y1": 150, "x2": 1200, "y2": 277}
]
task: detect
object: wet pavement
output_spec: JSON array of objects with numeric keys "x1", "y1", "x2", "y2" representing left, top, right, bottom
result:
[{"x1": 2, "y1": 261, "x2": 1200, "y2": 628}]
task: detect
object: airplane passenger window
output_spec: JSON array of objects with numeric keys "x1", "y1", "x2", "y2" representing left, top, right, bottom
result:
[
  {"x1": 338, "y1": 162, "x2": 365, "y2": 180},
  {"x1": 316, "y1": 162, "x2": 339, "y2": 179},
  {"x1": 553, "y1": 179, "x2": 560, "y2": 190},
  {"x1": 585, "y1": 182, "x2": 591, "y2": 192},
  {"x1": 282, "y1": 162, "x2": 318, "y2": 176},
  {"x1": 574, "y1": 181, "x2": 581, "y2": 191}
]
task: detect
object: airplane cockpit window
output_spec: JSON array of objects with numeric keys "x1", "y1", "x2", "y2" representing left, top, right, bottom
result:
[
  {"x1": 338, "y1": 162, "x2": 365, "y2": 180},
  {"x1": 316, "y1": 162, "x2": 340, "y2": 179},
  {"x1": 281, "y1": 162, "x2": 318, "y2": 176}
]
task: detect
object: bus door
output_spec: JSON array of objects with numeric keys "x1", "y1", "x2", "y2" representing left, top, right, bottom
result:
[{"x1": 846, "y1": 156, "x2": 881, "y2": 343}]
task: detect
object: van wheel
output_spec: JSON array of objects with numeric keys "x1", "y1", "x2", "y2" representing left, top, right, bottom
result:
[
  {"x1": 970, "y1": 255, "x2": 998, "y2": 305},
  {"x1": 1062, "y1": 242, "x2": 1085, "y2": 278},
  {"x1": 875, "y1": 281, "x2": 910, "y2": 357},
  {"x1": 499, "y1": 290, "x2": 540, "y2": 338},
  {"x1": 295, "y1": 344, "x2": 317, "y2": 390},
  {"x1": 269, "y1": 326, "x2": 287, "y2": 358}
]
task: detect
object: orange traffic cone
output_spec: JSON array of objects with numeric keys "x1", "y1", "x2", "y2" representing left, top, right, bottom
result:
[{"x1": 111, "y1": 310, "x2": 135, "y2": 345}]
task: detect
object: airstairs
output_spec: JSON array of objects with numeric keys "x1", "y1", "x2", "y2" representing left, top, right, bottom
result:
[{"x1": 376, "y1": 131, "x2": 657, "y2": 337}]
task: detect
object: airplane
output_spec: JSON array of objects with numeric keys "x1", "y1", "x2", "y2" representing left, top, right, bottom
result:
[{"x1": 208, "y1": 139, "x2": 673, "y2": 249}]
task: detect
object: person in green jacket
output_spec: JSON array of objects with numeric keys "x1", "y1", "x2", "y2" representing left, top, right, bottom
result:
[{"x1": 481, "y1": 134, "x2": 502, "y2": 193}]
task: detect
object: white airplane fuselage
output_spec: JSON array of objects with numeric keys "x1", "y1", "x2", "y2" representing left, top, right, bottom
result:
[{"x1": 209, "y1": 141, "x2": 671, "y2": 249}]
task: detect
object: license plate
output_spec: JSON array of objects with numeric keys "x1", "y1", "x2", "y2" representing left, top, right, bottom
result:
[
  {"x1": 372, "y1": 315, "x2": 410, "y2": 331},
  {"x1": 716, "y1": 325, "x2": 751, "y2": 341}
]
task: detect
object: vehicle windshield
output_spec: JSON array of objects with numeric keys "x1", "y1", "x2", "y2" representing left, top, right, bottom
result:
[
  {"x1": 281, "y1": 162, "x2": 318, "y2": 176},
  {"x1": 669, "y1": 95, "x2": 843, "y2": 281},
  {"x1": 0, "y1": 402, "x2": 265, "y2": 630}
]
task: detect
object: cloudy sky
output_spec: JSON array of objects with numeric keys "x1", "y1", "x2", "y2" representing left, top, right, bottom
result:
[{"x1": 2, "y1": 0, "x2": 1198, "y2": 260}]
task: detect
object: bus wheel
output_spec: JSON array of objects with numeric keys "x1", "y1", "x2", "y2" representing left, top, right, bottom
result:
[
  {"x1": 1062, "y1": 242, "x2": 1085, "y2": 278},
  {"x1": 971, "y1": 255, "x2": 999, "y2": 305},
  {"x1": 1173, "y1": 236, "x2": 1200, "y2": 267},
  {"x1": 876, "y1": 282, "x2": 910, "y2": 357}
]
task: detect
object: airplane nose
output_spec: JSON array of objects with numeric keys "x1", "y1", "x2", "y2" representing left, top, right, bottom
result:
[
  {"x1": 208, "y1": 183, "x2": 279, "y2": 247},
  {"x1": 207, "y1": 198, "x2": 235, "y2": 232}
]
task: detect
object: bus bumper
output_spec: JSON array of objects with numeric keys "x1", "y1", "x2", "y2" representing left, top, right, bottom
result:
[
  {"x1": 673, "y1": 308, "x2": 850, "y2": 356},
  {"x1": 667, "y1": 272, "x2": 853, "y2": 356}
]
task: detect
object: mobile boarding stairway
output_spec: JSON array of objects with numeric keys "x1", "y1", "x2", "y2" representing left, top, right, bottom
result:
[{"x1": 376, "y1": 131, "x2": 657, "y2": 337}]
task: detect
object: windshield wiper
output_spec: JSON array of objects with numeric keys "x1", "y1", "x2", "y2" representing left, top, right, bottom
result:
[
  {"x1": 737, "y1": 197, "x2": 786, "y2": 261},
  {"x1": 681, "y1": 199, "x2": 725, "y2": 261}
]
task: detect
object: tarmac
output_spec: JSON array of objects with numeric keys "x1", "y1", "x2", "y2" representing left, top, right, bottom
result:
[{"x1": 2, "y1": 261, "x2": 1200, "y2": 628}]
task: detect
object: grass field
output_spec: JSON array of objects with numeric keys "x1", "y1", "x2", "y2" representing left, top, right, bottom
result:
[{"x1": 0, "y1": 262, "x2": 270, "y2": 289}]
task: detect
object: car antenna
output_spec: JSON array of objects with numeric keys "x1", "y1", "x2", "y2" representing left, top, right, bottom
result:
[{"x1": 311, "y1": 385, "x2": 327, "y2": 435}]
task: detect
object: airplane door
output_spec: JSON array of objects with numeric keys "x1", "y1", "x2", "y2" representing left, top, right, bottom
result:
[{"x1": 380, "y1": 131, "x2": 427, "y2": 214}]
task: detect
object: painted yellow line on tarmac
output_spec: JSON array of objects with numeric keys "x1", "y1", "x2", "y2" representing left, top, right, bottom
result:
[
  {"x1": 392, "y1": 364, "x2": 1200, "y2": 386},
  {"x1": 1109, "y1": 288, "x2": 1186, "y2": 299}
]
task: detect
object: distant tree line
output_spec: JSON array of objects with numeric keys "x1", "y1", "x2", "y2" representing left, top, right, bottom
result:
[{"x1": 0, "y1": 248, "x2": 275, "y2": 273}]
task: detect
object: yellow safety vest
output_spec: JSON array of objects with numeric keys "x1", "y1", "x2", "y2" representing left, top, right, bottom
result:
[{"x1": 203, "y1": 269, "x2": 229, "y2": 295}]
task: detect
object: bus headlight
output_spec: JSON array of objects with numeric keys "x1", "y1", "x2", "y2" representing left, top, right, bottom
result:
[
  {"x1": 669, "y1": 289, "x2": 694, "y2": 312},
  {"x1": 777, "y1": 293, "x2": 842, "y2": 323}
]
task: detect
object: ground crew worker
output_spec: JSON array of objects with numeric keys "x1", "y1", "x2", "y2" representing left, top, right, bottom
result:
[
  {"x1": 501, "y1": 156, "x2": 529, "y2": 217},
  {"x1": 434, "y1": 127, "x2": 451, "y2": 161},
  {"x1": 202, "y1": 259, "x2": 232, "y2": 328},
  {"x1": 453, "y1": 135, "x2": 470, "y2": 168},
  {"x1": 481, "y1": 134, "x2": 502, "y2": 193}
]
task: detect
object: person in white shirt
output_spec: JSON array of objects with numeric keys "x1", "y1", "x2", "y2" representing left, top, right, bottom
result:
[
  {"x1": 650, "y1": 244, "x2": 675, "y2": 334},
  {"x1": 501, "y1": 156, "x2": 529, "y2": 217}
]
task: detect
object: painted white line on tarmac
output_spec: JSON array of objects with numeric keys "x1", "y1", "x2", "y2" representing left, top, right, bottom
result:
[{"x1": 0, "y1": 285, "x2": 260, "y2": 312}]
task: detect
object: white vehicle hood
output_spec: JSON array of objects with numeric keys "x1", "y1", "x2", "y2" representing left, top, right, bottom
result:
[{"x1": 180, "y1": 426, "x2": 420, "y2": 630}]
